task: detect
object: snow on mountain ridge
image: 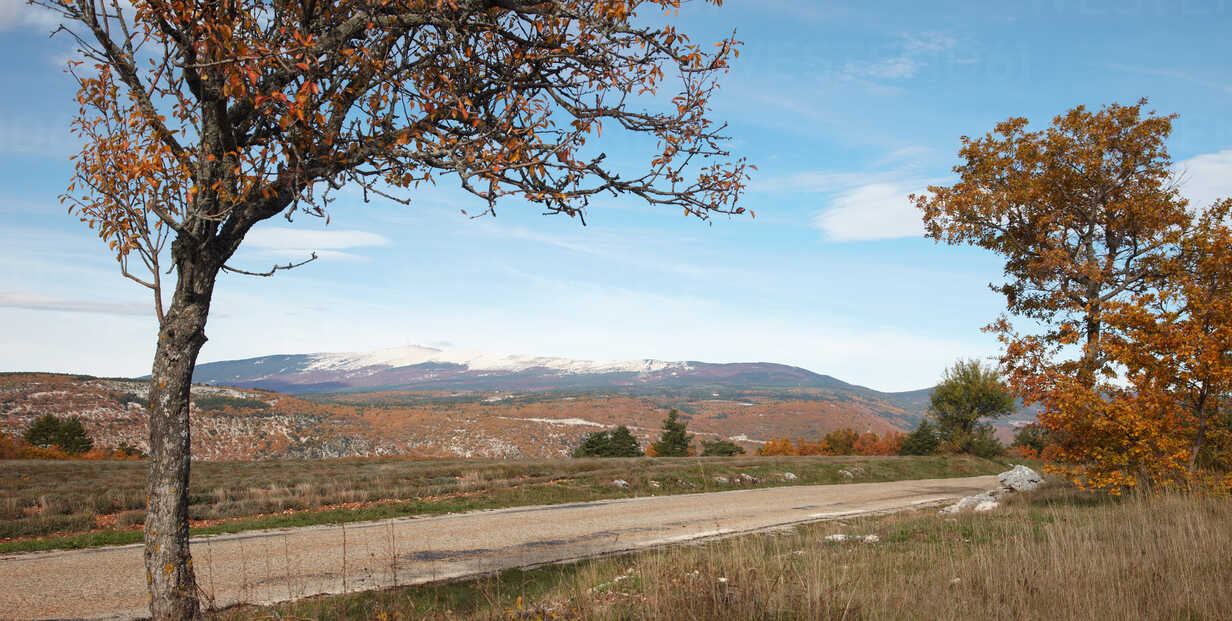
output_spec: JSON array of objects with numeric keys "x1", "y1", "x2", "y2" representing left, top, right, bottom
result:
[{"x1": 303, "y1": 345, "x2": 688, "y2": 376}]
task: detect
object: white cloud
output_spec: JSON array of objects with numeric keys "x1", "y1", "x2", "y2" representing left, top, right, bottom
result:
[
  {"x1": 244, "y1": 227, "x2": 391, "y2": 251},
  {"x1": 0, "y1": 0, "x2": 59, "y2": 31},
  {"x1": 0, "y1": 291, "x2": 150, "y2": 316},
  {"x1": 1175, "y1": 149, "x2": 1232, "y2": 209},
  {"x1": 812, "y1": 182, "x2": 927, "y2": 242}
]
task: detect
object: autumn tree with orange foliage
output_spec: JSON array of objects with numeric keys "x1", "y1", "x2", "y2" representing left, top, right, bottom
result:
[
  {"x1": 40, "y1": 2, "x2": 748, "y2": 617},
  {"x1": 756, "y1": 430, "x2": 901, "y2": 457},
  {"x1": 913, "y1": 100, "x2": 1231, "y2": 492},
  {"x1": 1102, "y1": 199, "x2": 1232, "y2": 485}
]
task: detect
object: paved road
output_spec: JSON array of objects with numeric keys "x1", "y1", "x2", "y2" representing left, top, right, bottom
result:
[{"x1": 0, "y1": 475, "x2": 997, "y2": 620}]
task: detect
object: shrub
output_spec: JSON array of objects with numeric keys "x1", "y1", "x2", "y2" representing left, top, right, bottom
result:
[
  {"x1": 23, "y1": 414, "x2": 94, "y2": 454},
  {"x1": 699, "y1": 439, "x2": 745, "y2": 457},
  {"x1": 899, "y1": 420, "x2": 940, "y2": 456},
  {"x1": 572, "y1": 425, "x2": 644, "y2": 458},
  {"x1": 821, "y1": 428, "x2": 859, "y2": 455}
]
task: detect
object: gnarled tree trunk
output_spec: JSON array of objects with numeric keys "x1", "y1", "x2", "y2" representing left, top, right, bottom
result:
[{"x1": 145, "y1": 242, "x2": 221, "y2": 620}]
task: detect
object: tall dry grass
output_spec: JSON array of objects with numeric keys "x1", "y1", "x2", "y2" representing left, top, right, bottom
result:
[{"x1": 242, "y1": 483, "x2": 1231, "y2": 621}]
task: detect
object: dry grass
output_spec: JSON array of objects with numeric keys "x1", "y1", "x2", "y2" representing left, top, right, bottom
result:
[
  {"x1": 0, "y1": 455, "x2": 1006, "y2": 547},
  {"x1": 232, "y1": 483, "x2": 1231, "y2": 621}
]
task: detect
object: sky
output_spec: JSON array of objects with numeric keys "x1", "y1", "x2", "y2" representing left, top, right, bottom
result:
[{"x1": 2, "y1": 0, "x2": 1232, "y2": 391}]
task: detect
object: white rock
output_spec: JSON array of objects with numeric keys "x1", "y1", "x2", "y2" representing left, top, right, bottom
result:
[
  {"x1": 824, "y1": 534, "x2": 848, "y2": 542},
  {"x1": 998, "y1": 465, "x2": 1044, "y2": 492},
  {"x1": 862, "y1": 534, "x2": 880, "y2": 543},
  {"x1": 839, "y1": 469, "x2": 855, "y2": 479},
  {"x1": 939, "y1": 495, "x2": 980, "y2": 514},
  {"x1": 782, "y1": 472, "x2": 798, "y2": 481},
  {"x1": 941, "y1": 489, "x2": 1007, "y2": 514},
  {"x1": 648, "y1": 480, "x2": 662, "y2": 488},
  {"x1": 612, "y1": 479, "x2": 629, "y2": 488},
  {"x1": 739, "y1": 473, "x2": 759, "y2": 484},
  {"x1": 713, "y1": 475, "x2": 729, "y2": 484},
  {"x1": 974, "y1": 500, "x2": 1000, "y2": 512}
]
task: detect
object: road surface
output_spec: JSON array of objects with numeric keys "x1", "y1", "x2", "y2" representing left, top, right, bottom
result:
[{"x1": 0, "y1": 475, "x2": 998, "y2": 620}]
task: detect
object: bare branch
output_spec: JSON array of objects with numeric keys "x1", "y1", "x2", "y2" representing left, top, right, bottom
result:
[{"x1": 220, "y1": 252, "x2": 318, "y2": 277}]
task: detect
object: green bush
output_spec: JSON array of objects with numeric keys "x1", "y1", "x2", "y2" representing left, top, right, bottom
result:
[
  {"x1": 899, "y1": 420, "x2": 940, "y2": 456},
  {"x1": 572, "y1": 425, "x2": 644, "y2": 458},
  {"x1": 1011, "y1": 423, "x2": 1048, "y2": 453},
  {"x1": 22, "y1": 414, "x2": 94, "y2": 454},
  {"x1": 699, "y1": 439, "x2": 746, "y2": 456}
]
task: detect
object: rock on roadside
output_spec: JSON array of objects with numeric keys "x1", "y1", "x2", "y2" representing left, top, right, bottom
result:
[
  {"x1": 940, "y1": 465, "x2": 1042, "y2": 514},
  {"x1": 998, "y1": 465, "x2": 1044, "y2": 492}
]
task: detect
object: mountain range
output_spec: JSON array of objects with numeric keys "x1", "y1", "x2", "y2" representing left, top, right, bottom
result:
[
  {"x1": 0, "y1": 347, "x2": 1032, "y2": 460},
  {"x1": 190, "y1": 344, "x2": 927, "y2": 404}
]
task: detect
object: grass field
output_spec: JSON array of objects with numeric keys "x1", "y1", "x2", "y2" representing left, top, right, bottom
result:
[
  {"x1": 215, "y1": 482, "x2": 1232, "y2": 621},
  {"x1": 0, "y1": 455, "x2": 1010, "y2": 554}
]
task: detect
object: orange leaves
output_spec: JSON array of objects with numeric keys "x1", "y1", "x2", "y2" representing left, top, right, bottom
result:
[
  {"x1": 756, "y1": 430, "x2": 902, "y2": 457},
  {"x1": 928, "y1": 101, "x2": 1231, "y2": 493}
]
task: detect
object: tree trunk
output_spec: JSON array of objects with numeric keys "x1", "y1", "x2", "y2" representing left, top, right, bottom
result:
[
  {"x1": 1188, "y1": 392, "x2": 1209, "y2": 474},
  {"x1": 145, "y1": 248, "x2": 220, "y2": 620}
]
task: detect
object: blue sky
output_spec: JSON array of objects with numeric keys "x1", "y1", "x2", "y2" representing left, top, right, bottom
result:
[{"x1": 2, "y1": 0, "x2": 1231, "y2": 391}]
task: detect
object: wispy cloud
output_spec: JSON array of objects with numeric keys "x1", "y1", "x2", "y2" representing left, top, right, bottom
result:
[
  {"x1": 841, "y1": 32, "x2": 957, "y2": 82},
  {"x1": 0, "y1": 0, "x2": 59, "y2": 31},
  {"x1": 844, "y1": 57, "x2": 921, "y2": 80},
  {"x1": 752, "y1": 145, "x2": 938, "y2": 242},
  {"x1": 812, "y1": 181, "x2": 931, "y2": 242},
  {"x1": 0, "y1": 117, "x2": 79, "y2": 157},
  {"x1": 242, "y1": 227, "x2": 390, "y2": 262},
  {"x1": 1175, "y1": 148, "x2": 1232, "y2": 209},
  {"x1": 0, "y1": 291, "x2": 150, "y2": 316},
  {"x1": 1107, "y1": 63, "x2": 1232, "y2": 94},
  {"x1": 245, "y1": 227, "x2": 391, "y2": 250}
]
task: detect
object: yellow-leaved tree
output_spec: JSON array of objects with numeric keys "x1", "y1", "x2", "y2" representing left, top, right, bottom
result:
[{"x1": 912, "y1": 100, "x2": 1210, "y2": 493}]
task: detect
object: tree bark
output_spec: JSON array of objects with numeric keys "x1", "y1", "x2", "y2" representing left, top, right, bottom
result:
[
  {"x1": 145, "y1": 242, "x2": 220, "y2": 620},
  {"x1": 1188, "y1": 391, "x2": 1209, "y2": 474}
]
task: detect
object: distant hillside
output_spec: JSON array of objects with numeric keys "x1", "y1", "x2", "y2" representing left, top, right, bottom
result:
[
  {"x1": 1, "y1": 372, "x2": 942, "y2": 460},
  {"x1": 189, "y1": 345, "x2": 928, "y2": 408},
  {"x1": 5, "y1": 350, "x2": 1035, "y2": 460}
]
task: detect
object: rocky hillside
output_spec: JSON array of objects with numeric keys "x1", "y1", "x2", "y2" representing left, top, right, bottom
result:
[{"x1": 0, "y1": 372, "x2": 932, "y2": 460}]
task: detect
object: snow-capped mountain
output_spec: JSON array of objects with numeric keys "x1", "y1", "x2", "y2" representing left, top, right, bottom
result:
[
  {"x1": 301, "y1": 345, "x2": 688, "y2": 376},
  {"x1": 188, "y1": 344, "x2": 871, "y2": 395}
]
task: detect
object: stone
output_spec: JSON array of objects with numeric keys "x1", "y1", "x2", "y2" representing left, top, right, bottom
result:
[
  {"x1": 739, "y1": 473, "x2": 759, "y2": 484},
  {"x1": 782, "y1": 472, "x2": 798, "y2": 481},
  {"x1": 611, "y1": 479, "x2": 629, "y2": 488},
  {"x1": 648, "y1": 480, "x2": 662, "y2": 488},
  {"x1": 939, "y1": 495, "x2": 980, "y2": 514},
  {"x1": 862, "y1": 534, "x2": 880, "y2": 543},
  {"x1": 998, "y1": 465, "x2": 1044, "y2": 492},
  {"x1": 838, "y1": 469, "x2": 855, "y2": 479},
  {"x1": 941, "y1": 487, "x2": 1013, "y2": 514},
  {"x1": 713, "y1": 475, "x2": 729, "y2": 484},
  {"x1": 824, "y1": 534, "x2": 848, "y2": 542}
]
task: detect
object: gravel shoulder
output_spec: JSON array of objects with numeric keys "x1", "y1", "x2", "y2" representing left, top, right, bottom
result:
[{"x1": 0, "y1": 475, "x2": 998, "y2": 620}]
